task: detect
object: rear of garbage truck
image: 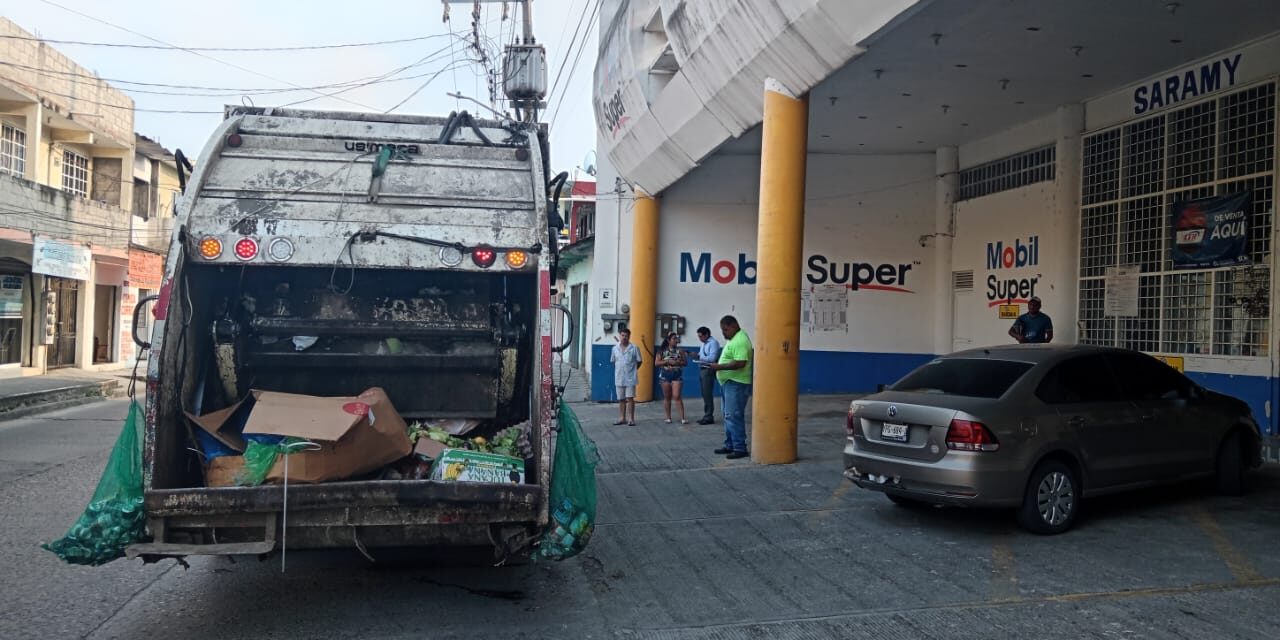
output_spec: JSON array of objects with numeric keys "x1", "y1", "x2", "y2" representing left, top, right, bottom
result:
[{"x1": 127, "y1": 106, "x2": 566, "y2": 563}]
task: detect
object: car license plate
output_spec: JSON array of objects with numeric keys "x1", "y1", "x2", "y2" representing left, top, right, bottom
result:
[{"x1": 881, "y1": 422, "x2": 909, "y2": 442}]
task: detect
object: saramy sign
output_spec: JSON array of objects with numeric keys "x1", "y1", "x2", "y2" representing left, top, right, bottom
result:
[{"x1": 1171, "y1": 192, "x2": 1252, "y2": 269}]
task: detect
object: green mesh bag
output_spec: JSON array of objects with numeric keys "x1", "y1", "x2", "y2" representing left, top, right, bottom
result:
[
  {"x1": 535, "y1": 403, "x2": 599, "y2": 560},
  {"x1": 42, "y1": 400, "x2": 146, "y2": 566}
]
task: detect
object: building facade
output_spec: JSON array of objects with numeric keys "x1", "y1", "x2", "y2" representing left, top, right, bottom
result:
[
  {"x1": 590, "y1": 1, "x2": 1280, "y2": 447},
  {"x1": 0, "y1": 17, "x2": 174, "y2": 373}
]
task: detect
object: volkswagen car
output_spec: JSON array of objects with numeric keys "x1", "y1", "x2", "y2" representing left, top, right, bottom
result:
[{"x1": 842, "y1": 345, "x2": 1264, "y2": 534}]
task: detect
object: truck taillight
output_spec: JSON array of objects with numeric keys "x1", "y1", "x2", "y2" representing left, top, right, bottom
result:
[
  {"x1": 267, "y1": 237, "x2": 294, "y2": 262},
  {"x1": 198, "y1": 237, "x2": 222, "y2": 259},
  {"x1": 946, "y1": 419, "x2": 999, "y2": 452},
  {"x1": 234, "y1": 237, "x2": 258, "y2": 261},
  {"x1": 472, "y1": 246, "x2": 497, "y2": 268},
  {"x1": 505, "y1": 250, "x2": 528, "y2": 268}
]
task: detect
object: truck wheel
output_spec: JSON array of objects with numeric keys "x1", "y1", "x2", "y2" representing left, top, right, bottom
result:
[
  {"x1": 1215, "y1": 431, "x2": 1247, "y2": 496},
  {"x1": 1017, "y1": 460, "x2": 1079, "y2": 535}
]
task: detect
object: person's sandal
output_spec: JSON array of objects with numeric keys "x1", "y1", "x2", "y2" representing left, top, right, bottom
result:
[
  {"x1": 613, "y1": 419, "x2": 626, "y2": 425},
  {"x1": 628, "y1": 421, "x2": 636, "y2": 426},
  {"x1": 680, "y1": 419, "x2": 688, "y2": 425},
  {"x1": 664, "y1": 419, "x2": 672, "y2": 424}
]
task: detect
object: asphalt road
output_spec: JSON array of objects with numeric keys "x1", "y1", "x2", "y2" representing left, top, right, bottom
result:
[{"x1": 2, "y1": 398, "x2": 1278, "y2": 639}]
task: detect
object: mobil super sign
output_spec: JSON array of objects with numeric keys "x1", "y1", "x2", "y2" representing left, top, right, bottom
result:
[
  {"x1": 679, "y1": 252, "x2": 915, "y2": 292},
  {"x1": 986, "y1": 236, "x2": 1039, "y2": 305}
]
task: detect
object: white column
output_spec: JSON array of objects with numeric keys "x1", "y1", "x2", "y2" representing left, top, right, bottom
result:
[
  {"x1": 20, "y1": 103, "x2": 42, "y2": 182},
  {"x1": 75, "y1": 261, "x2": 96, "y2": 369},
  {"x1": 933, "y1": 146, "x2": 959, "y2": 355},
  {"x1": 1055, "y1": 104, "x2": 1085, "y2": 345}
]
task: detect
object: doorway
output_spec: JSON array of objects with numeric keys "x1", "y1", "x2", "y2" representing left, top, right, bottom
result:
[
  {"x1": 94, "y1": 284, "x2": 117, "y2": 364},
  {"x1": 47, "y1": 277, "x2": 79, "y2": 369}
]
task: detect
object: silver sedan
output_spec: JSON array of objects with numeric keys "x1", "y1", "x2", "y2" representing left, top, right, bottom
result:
[{"x1": 842, "y1": 345, "x2": 1264, "y2": 534}]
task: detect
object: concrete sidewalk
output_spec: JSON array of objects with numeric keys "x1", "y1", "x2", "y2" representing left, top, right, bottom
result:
[{"x1": 0, "y1": 368, "x2": 139, "y2": 421}]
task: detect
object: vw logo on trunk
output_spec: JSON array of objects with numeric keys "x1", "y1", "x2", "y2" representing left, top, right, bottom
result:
[{"x1": 887, "y1": 405, "x2": 898, "y2": 417}]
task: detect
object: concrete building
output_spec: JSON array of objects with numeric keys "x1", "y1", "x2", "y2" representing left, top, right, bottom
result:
[
  {"x1": 590, "y1": 0, "x2": 1280, "y2": 460},
  {"x1": 0, "y1": 17, "x2": 174, "y2": 373},
  {"x1": 556, "y1": 169, "x2": 597, "y2": 378}
]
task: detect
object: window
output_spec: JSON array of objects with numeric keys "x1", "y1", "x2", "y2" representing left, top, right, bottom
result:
[
  {"x1": 958, "y1": 145, "x2": 1056, "y2": 201},
  {"x1": 62, "y1": 150, "x2": 89, "y2": 197},
  {"x1": 1036, "y1": 355, "x2": 1123, "y2": 404},
  {"x1": 892, "y1": 358, "x2": 1034, "y2": 399},
  {"x1": 0, "y1": 122, "x2": 25, "y2": 178},
  {"x1": 1106, "y1": 352, "x2": 1193, "y2": 401},
  {"x1": 1078, "y1": 81, "x2": 1275, "y2": 358}
]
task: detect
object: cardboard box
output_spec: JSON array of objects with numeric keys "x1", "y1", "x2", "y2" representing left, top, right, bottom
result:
[
  {"x1": 206, "y1": 455, "x2": 247, "y2": 487},
  {"x1": 430, "y1": 449, "x2": 525, "y2": 484},
  {"x1": 191, "y1": 387, "x2": 413, "y2": 485}
]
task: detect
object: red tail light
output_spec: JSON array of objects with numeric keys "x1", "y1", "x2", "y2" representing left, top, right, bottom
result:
[
  {"x1": 845, "y1": 405, "x2": 863, "y2": 438},
  {"x1": 946, "y1": 419, "x2": 999, "y2": 452},
  {"x1": 234, "y1": 237, "x2": 258, "y2": 261},
  {"x1": 472, "y1": 246, "x2": 497, "y2": 268}
]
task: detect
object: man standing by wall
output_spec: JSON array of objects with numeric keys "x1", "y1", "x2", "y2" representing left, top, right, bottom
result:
[
  {"x1": 707, "y1": 315, "x2": 752, "y2": 459},
  {"x1": 694, "y1": 326, "x2": 721, "y2": 425},
  {"x1": 1008, "y1": 296, "x2": 1054, "y2": 344},
  {"x1": 611, "y1": 327, "x2": 643, "y2": 425}
]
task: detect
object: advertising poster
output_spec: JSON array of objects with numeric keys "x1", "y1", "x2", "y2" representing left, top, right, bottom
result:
[{"x1": 1170, "y1": 192, "x2": 1252, "y2": 269}]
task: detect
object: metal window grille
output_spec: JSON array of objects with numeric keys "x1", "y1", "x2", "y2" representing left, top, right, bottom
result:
[
  {"x1": 1162, "y1": 272, "x2": 1212, "y2": 354},
  {"x1": 1077, "y1": 278, "x2": 1113, "y2": 346},
  {"x1": 0, "y1": 123, "x2": 24, "y2": 178},
  {"x1": 1082, "y1": 129, "x2": 1120, "y2": 205},
  {"x1": 61, "y1": 150, "x2": 88, "y2": 197},
  {"x1": 1079, "y1": 204, "x2": 1118, "y2": 278},
  {"x1": 958, "y1": 145, "x2": 1055, "y2": 201},
  {"x1": 1078, "y1": 80, "x2": 1276, "y2": 359}
]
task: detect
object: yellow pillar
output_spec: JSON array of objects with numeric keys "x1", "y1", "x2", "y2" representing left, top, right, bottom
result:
[
  {"x1": 751, "y1": 79, "x2": 808, "y2": 464},
  {"x1": 629, "y1": 192, "x2": 660, "y2": 402}
]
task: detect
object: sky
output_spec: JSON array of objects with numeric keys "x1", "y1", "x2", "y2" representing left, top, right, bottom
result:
[{"x1": 2, "y1": 0, "x2": 599, "y2": 172}]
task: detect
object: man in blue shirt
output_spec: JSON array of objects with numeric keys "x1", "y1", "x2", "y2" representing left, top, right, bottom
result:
[
  {"x1": 1009, "y1": 296, "x2": 1054, "y2": 344},
  {"x1": 694, "y1": 326, "x2": 721, "y2": 425}
]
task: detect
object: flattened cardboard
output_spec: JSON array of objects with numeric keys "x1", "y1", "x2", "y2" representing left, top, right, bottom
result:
[
  {"x1": 243, "y1": 391, "x2": 366, "y2": 442},
  {"x1": 185, "y1": 400, "x2": 250, "y2": 453},
  {"x1": 259, "y1": 387, "x2": 411, "y2": 484},
  {"x1": 430, "y1": 449, "x2": 525, "y2": 484},
  {"x1": 413, "y1": 437, "x2": 448, "y2": 460}
]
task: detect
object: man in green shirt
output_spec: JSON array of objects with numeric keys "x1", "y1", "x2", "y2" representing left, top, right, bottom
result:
[{"x1": 706, "y1": 315, "x2": 752, "y2": 459}]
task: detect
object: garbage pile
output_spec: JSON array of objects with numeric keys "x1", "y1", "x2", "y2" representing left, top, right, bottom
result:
[{"x1": 189, "y1": 388, "x2": 534, "y2": 488}]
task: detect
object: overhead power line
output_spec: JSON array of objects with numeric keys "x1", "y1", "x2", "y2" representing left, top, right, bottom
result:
[
  {"x1": 548, "y1": 0, "x2": 598, "y2": 105},
  {"x1": 550, "y1": 0, "x2": 603, "y2": 129},
  {"x1": 0, "y1": 32, "x2": 450, "y2": 52},
  {"x1": 36, "y1": 0, "x2": 379, "y2": 111}
]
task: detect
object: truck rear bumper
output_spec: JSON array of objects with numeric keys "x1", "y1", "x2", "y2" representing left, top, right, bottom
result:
[{"x1": 130, "y1": 480, "x2": 543, "y2": 560}]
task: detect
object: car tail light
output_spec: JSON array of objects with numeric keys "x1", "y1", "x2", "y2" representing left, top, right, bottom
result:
[
  {"x1": 472, "y1": 246, "x2": 497, "y2": 268},
  {"x1": 946, "y1": 419, "x2": 999, "y2": 452},
  {"x1": 846, "y1": 405, "x2": 863, "y2": 438},
  {"x1": 505, "y1": 249, "x2": 529, "y2": 269},
  {"x1": 198, "y1": 236, "x2": 222, "y2": 259},
  {"x1": 233, "y1": 237, "x2": 259, "y2": 261}
]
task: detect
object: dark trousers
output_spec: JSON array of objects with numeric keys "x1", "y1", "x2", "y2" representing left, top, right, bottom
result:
[{"x1": 699, "y1": 368, "x2": 716, "y2": 421}]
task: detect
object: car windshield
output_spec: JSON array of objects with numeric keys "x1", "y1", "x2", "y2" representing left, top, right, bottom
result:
[{"x1": 891, "y1": 358, "x2": 1035, "y2": 399}]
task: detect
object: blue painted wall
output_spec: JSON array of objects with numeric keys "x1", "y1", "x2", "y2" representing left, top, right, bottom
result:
[{"x1": 1188, "y1": 371, "x2": 1275, "y2": 436}]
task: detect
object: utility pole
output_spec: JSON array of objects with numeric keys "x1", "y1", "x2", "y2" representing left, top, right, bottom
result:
[{"x1": 442, "y1": 1, "x2": 547, "y2": 123}]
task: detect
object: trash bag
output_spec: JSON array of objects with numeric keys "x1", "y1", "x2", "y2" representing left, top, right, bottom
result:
[
  {"x1": 42, "y1": 401, "x2": 146, "y2": 566},
  {"x1": 235, "y1": 437, "x2": 305, "y2": 486},
  {"x1": 535, "y1": 403, "x2": 599, "y2": 560}
]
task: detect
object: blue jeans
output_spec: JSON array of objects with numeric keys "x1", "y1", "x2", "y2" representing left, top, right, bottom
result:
[{"x1": 721, "y1": 380, "x2": 750, "y2": 453}]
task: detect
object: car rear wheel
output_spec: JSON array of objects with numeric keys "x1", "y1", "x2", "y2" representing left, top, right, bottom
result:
[
  {"x1": 1017, "y1": 461, "x2": 1079, "y2": 535},
  {"x1": 1215, "y1": 430, "x2": 1247, "y2": 496}
]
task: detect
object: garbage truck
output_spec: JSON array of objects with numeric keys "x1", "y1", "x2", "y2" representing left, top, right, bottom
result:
[{"x1": 125, "y1": 106, "x2": 572, "y2": 563}]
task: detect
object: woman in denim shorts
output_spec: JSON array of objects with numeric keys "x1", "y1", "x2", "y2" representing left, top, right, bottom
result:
[{"x1": 655, "y1": 332, "x2": 688, "y2": 424}]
